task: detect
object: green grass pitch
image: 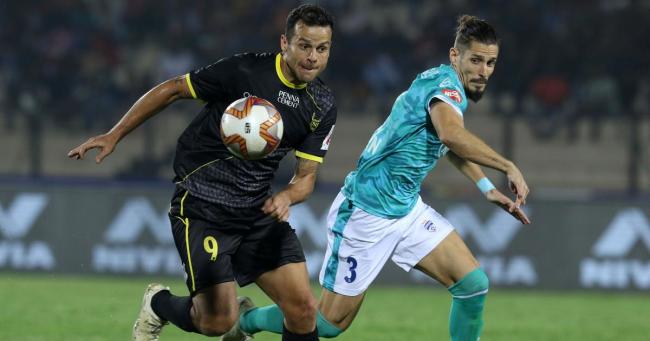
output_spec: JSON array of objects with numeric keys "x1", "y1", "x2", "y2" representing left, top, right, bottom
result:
[{"x1": 1, "y1": 273, "x2": 648, "y2": 340}]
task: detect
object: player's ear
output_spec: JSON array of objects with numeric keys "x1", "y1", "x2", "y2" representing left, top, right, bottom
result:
[
  {"x1": 449, "y1": 47, "x2": 459, "y2": 64},
  {"x1": 280, "y1": 34, "x2": 289, "y2": 54}
]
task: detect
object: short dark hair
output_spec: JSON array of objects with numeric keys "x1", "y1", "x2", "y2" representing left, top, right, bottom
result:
[
  {"x1": 454, "y1": 15, "x2": 499, "y2": 50},
  {"x1": 285, "y1": 4, "x2": 334, "y2": 40}
]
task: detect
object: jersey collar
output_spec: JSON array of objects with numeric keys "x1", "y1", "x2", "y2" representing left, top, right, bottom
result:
[{"x1": 275, "y1": 53, "x2": 307, "y2": 89}]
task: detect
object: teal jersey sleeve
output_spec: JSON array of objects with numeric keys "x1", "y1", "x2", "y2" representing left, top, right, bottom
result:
[
  {"x1": 342, "y1": 64, "x2": 468, "y2": 218},
  {"x1": 422, "y1": 66, "x2": 468, "y2": 116}
]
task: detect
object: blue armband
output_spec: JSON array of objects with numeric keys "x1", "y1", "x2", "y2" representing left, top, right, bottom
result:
[{"x1": 476, "y1": 177, "x2": 495, "y2": 194}]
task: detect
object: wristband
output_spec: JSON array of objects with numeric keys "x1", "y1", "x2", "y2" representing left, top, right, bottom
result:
[{"x1": 476, "y1": 177, "x2": 495, "y2": 194}]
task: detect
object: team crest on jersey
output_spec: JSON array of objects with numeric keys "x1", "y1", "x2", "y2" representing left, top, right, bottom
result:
[
  {"x1": 309, "y1": 112, "x2": 322, "y2": 132},
  {"x1": 321, "y1": 125, "x2": 335, "y2": 150},
  {"x1": 442, "y1": 89, "x2": 462, "y2": 104},
  {"x1": 423, "y1": 219, "x2": 437, "y2": 232}
]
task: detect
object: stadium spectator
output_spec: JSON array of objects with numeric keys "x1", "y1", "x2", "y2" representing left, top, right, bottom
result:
[{"x1": 1, "y1": 0, "x2": 647, "y2": 177}]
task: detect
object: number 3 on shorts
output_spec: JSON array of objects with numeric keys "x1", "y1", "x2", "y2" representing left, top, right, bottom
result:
[{"x1": 344, "y1": 256, "x2": 357, "y2": 283}]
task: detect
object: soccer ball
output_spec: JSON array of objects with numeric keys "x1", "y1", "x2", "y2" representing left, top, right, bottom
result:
[{"x1": 220, "y1": 96, "x2": 284, "y2": 160}]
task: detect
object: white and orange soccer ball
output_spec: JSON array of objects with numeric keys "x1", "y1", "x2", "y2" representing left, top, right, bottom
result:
[{"x1": 220, "y1": 96, "x2": 284, "y2": 160}]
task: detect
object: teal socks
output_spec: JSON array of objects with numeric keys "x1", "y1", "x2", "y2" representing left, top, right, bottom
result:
[
  {"x1": 240, "y1": 304, "x2": 283, "y2": 334},
  {"x1": 316, "y1": 311, "x2": 343, "y2": 338},
  {"x1": 240, "y1": 304, "x2": 343, "y2": 338},
  {"x1": 239, "y1": 269, "x2": 487, "y2": 340},
  {"x1": 448, "y1": 268, "x2": 489, "y2": 341}
]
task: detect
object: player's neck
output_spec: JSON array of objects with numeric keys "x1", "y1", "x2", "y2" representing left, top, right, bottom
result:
[
  {"x1": 279, "y1": 58, "x2": 302, "y2": 86},
  {"x1": 451, "y1": 63, "x2": 466, "y2": 86}
]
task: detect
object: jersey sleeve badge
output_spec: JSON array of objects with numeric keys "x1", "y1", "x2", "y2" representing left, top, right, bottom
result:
[{"x1": 442, "y1": 89, "x2": 463, "y2": 104}]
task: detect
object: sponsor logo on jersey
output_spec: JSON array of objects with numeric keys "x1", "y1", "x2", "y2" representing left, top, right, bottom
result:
[
  {"x1": 439, "y1": 78, "x2": 454, "y2": 88},
  {"x1": 442, "y1": 89, "x2": 462, "y2": 104},
  {"x1": 437, "y1": 144, "x2": 450, "y2": 158},
  {"x1": 277, "y1": 90, "x2": 300, "y2": 108},
  {"x1": 321, "y1": 125, "x2": 335, "y2": 150}
]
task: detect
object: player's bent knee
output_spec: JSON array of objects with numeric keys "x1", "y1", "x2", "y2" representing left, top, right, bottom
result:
[
  {"x1": 472, "y1": 268, "x2": 489, "y2": 292},
  {"x1": 282, "y1": 296, "x2": 318, "y2": 325},
  {"x1": 449, "y1": 268, "x2": 489, "y2": 298},
  {"x1": 195, "y1": 313, "x2": 237, "y2": 336}
]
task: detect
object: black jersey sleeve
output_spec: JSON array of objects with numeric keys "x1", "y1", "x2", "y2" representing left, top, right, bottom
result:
[
  {"x1": 295, "y1": 104, "x2": 337, "y2": 163},
  {"x1": 186, "y1": 55, "x2": 242, "y2": 101}
]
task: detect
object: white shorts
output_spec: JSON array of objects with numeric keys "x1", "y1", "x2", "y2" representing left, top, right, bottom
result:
[{"x1": 318, "y1": 191, "x2": 454, "y2": 296}]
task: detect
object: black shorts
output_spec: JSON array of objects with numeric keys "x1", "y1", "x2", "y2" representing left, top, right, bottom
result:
[{"x1": 168, "y1": 187, "x2": 306, "y2": 294}]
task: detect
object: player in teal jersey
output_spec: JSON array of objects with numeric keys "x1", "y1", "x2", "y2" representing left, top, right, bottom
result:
[
  {"x1": 224, "y1": 15, "x2": 530, "y2": 341},
  {"x1": 341, "y1": 62, "x2": 470, "y2": 218}
]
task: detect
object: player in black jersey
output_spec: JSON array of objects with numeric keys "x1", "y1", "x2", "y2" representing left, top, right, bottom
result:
[{"x1": 68, "y1": 5, "x2": 335, "y2": 341}]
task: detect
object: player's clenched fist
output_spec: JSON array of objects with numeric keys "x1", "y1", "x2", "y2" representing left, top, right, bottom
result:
[{"x1": 262, "y1": 192, "x2": 292, "y2": 222}]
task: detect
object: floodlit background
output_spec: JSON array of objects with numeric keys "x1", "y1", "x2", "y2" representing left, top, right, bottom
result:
[{"x1": 1, "y1": 1, "x2": 649, "y2": 340}]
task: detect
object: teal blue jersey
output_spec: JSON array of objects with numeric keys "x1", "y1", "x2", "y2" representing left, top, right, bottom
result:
[{"x1": 342, "y1": 64, "x2": 468, "y2": 218}]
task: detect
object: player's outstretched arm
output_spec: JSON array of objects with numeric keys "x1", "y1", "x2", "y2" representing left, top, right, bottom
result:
[
  {"x1": 447, "y1": 151, "x2": 530, "y2": 224},
  {"x1": 485, "y1": 189, "x2": 531, "y2": 224},
  {"x1": 262, "y1": 157, "x2": 319, "y2": 221},
  {"x1": 67, "y1": 75, "x2": 194, "y2": 163},
  {"x1": 447, "y1": 150, "x2": 486, "y2": 184},
  {"x1": 430, "y1": 100, "x2": 530, "y2": 207}
]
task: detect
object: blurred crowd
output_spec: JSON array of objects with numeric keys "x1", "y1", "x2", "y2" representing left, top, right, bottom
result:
[{"x1": 1, "y1": 0, "x2": 648, "y2": 142}]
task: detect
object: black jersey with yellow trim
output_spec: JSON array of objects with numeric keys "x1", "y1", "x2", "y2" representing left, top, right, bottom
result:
[{"x1": 174, "y1": 52, "x2": 337, "y2": 209}]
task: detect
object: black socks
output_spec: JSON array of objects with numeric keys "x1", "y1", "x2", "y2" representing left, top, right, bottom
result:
[
  {"x1": 151, "y1": 290, "x2": 199, "y2": 333},
  {"x1": 282, "y1": 324, "x2": 319, "y2": 341}
]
